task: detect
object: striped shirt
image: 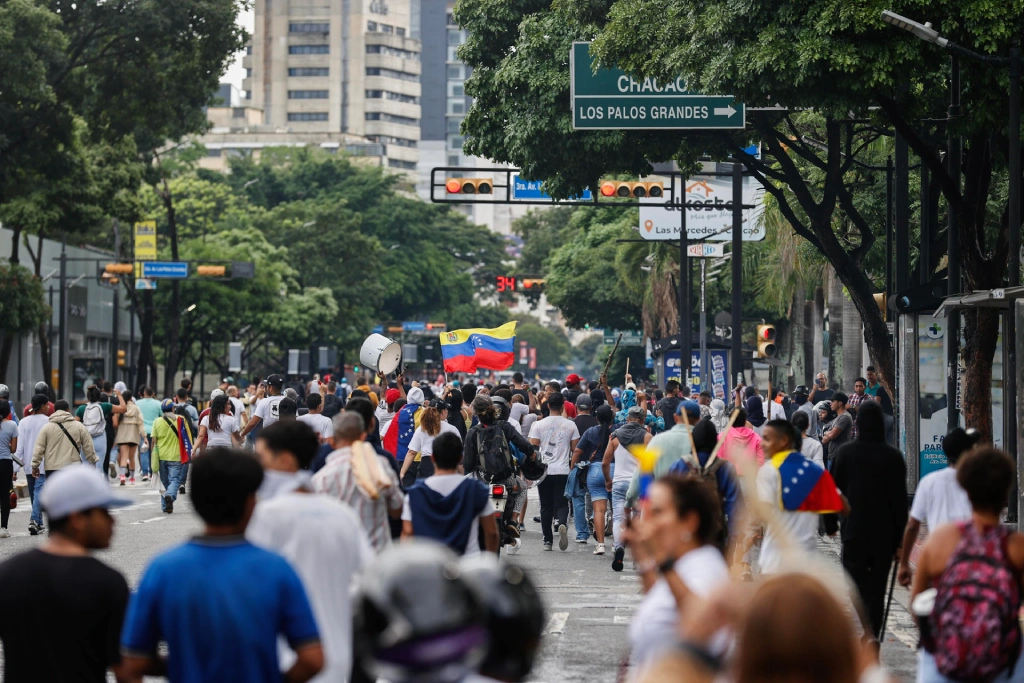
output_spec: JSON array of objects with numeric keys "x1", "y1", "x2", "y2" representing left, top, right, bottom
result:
[{"x1": 311, "y1": 446, "x2": 403, "y2": 553}]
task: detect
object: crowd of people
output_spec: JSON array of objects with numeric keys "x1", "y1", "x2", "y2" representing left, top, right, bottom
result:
[{"x1": 0, "y1": 362, "x2": 1016, "y2": 683}]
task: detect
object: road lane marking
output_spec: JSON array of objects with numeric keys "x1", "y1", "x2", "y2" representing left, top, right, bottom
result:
[
  {"x1": 546, "y1": 612, "x2": 569, "y2": 635},
  {"x1": 130, "y1": 516, "x2": 167, "y2": 525}
]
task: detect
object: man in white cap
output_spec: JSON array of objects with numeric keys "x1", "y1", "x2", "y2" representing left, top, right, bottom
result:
[{"x1": 0, "y1": 464, "x2": 130, "y2": 680}]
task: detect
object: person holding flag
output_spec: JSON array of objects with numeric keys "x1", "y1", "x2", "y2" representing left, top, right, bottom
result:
[
  {"x1": 152, "y1": 399, "x2": 194, "y2": 514},
  {"x1": 756, "y1": 418, "x2": 847, "y2": 575}
]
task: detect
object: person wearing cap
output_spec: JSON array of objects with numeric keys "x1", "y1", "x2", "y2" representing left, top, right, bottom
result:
[
  {"x1": 120, "y1": 451, "x2": 324, "y2": 683},
  {"x1": 573, "y1": 394, "x2": 598, "y2": 440},
  {"x1": 896, "y1": 427, "x2": 979, "y2": 588},
  {"x1": 22, "y1": 381, "x2": 54, "y2": 417},
  {"x1": 0, "y1": 464, "x2": 130, "y2": 681},
  {"x1": 152, "y1": 399, "x2": 191, "y2": 514},
  {"x1": 241, "y1": 374, "x2": 286, "y2": 439},
  {"x1": 602, "y1": 404, "x2": 651, "y2": 571},
  {"x1": 625, "y1": 400, "x2": 701, "y2": 510},
  {"x1": 564, "y1": 374, "x2": 583, "y2": 406}
]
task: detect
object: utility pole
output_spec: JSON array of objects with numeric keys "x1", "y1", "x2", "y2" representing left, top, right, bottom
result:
[
  {"x1": 111, "y1": 221, "x2": 120, "y2": 383},
  {"x1": 57, "y1": 235, "x2": 67, "y2": 403},
  {"x1": 678, "y1": 185, "x2": 690, "y2": 388},
  {"x1": 731, "y1": 162, "x2": 744, "y2": 386},
  {"x1": 947, "y1": 55, "x2": 962, "y2": 435}
]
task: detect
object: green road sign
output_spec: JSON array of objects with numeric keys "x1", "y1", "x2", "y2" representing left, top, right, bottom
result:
[
  {"x1": 570, "y1": 42, "x2": 745, "y2": 131},
  {"x1": 604, "y1": 330, "x2": 645, "y2": 346}
]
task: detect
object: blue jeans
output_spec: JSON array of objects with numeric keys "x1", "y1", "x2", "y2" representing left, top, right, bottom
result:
[
  {"x1": 30, "y1": 474, "x2": 45, "y2": 526},
  {"x1": 140, "y1": 437, "x2": 152, "y2": 476},
  {"x1": 586, "y1": 462, "x2": 609, "y2": 501},
  {"x1": 89, "y1": 433, "x2": 107, "y2": 471},
  {"x1": 159, "y1": 461, "x2": 184, "y2": 511},
  {"x1": 571, "y1": 470, "x2": 590, "y2": 541},
  {"x1": 611, "y1": 480, "x2": 630, "y2": 550}
]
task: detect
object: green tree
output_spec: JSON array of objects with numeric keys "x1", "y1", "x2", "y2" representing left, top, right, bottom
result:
[
  {"x1": 516, "y1": 321, "x2": 570, "y2": 368},
  {"x1": 0, "y1": 262, "x2": 49, "y2": 380}
]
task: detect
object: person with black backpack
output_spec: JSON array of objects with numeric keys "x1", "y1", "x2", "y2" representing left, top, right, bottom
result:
[
  {"x1": 464, "y1": 396, "x2": 537, "y2": 544},
  {"x1": 912, "y1": 446, "x2": 1024, "y2": 683}
]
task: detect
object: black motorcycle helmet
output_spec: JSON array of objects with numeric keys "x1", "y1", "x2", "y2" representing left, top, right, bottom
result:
[
  {"x1": 33, "y1": 381, "x2": 48, "y2": 395},
  {"x1": 354, "y1": 541, "x2": 488, "y2": 683},
  {"x1": 459, "y1": 555, "x2": 545, "y2": 682},
  {"x1": 519, "y1": 455, "x2": 547, "y2": 482}
]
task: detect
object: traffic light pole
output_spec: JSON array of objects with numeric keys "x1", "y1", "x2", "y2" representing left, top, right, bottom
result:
[
  {"x1": 732, "y1": 162, "x2": 745, "y2": 387},
  {"x1": 57, "y1": 235, "x2": 67, "y2": 403},
  {"x1": 679, "y1": 199, "x2": 690, "y2": 389}
]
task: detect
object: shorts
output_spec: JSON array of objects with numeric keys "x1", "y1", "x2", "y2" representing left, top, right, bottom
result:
[{"x1": 586, "y1": 462, "x2": 609, "y2": 501}]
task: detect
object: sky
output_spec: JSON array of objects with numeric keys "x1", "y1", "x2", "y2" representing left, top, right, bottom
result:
[{"x1": 223, "y1": 7, "x2": 255, "y2": 94}]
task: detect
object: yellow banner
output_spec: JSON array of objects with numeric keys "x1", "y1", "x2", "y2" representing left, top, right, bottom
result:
[{"x1": 134, "y1": 221, "x2": 157, "y2": 261}]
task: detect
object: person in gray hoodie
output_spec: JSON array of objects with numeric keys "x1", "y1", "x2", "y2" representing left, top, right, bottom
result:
[{"x1": 31, "y1": 400, "x2": 99, "y2": 528}]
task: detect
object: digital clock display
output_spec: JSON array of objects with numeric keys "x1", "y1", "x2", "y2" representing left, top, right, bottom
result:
[{"x1": 496, "y1": 276, "x2": 517, "y2": 292}]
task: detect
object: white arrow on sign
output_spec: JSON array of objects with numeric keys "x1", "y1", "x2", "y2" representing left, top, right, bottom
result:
[{"x1": 713, "y1": 106, "x2": 737, "y2": 118}]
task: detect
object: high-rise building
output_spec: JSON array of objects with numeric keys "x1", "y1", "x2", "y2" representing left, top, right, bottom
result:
[{"x1": 242, "y1": 0, "x2": 421, "y2": 174}]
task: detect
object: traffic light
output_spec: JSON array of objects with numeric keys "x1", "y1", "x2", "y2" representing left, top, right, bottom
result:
[
  {"x1": 104, "y1": 263, "x2": 133, "y2": 275},
  {"x1": 522, "y1": 278, "x2": 546, "y2": 293},
  {"x1": 425, "y1": 323, "x2": 447, "y2": 331},
  {"x1": 598, "y1": 180, "x2": 664, "y2": 199},
  {"x1": 445, "y1": 178, "x2": 493, "y2": 194},
  {"x1": 196, "y1": 265, "x2": 227, "y2": 277},
  {"x1": 756, "y1": 324, "x2": 777, "y2": 358},
  {"x1": 116, "y1": 349, "x2": 126, "y2": 368}
]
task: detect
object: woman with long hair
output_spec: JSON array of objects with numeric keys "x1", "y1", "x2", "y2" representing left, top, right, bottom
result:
[
  {"x1": 445, "y1": 388, "x2": 468, "y2": 440},
  {"x1": 114, "y1": 390, "x2": 144, "y2": 485},
  {"x1": 400, "y1": 398, "x2": 461, "y2": 481},
  {"x1": 620, "y1": 475, "x2": 730, "y2": 672},
  {"x1": 198, "y1": 394, "x2": 242, "y2": 451},
  {"x1": 570, "y1": 404, "x2": 615, "y2": 555}
]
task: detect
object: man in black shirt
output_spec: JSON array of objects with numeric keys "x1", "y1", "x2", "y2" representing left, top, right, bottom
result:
[
  {"x1": 0, "y1": 465, "x2": 131, "y2": 682},
  {"x1": 655, "y1": 380, "x2": 683, "y2": 428},
  {"x1": 572, "y1": 394, "x2": 599, "y2": 437}
]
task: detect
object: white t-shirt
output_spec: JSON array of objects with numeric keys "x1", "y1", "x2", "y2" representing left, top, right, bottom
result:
[
  {"x1": 228, "y1": 396, "x2": 245, "y2": 421},
  {"x1": 375, "y1": 405, "x2": 395, "y2": 437},
  {"x1": 801, "y1": 437, "x2": 825, "y2": 468},
  {"x1": 910, "y1": 466, "x2": 972, "y2": 529},
  {"x1": 407, "y1": 421, "x2": 461, "y2": 458},
  {"x1": 528, "y1": 416, "x2": 580, "y2": 475},
  {"x1": 298, "y1": 413, "x2": 334, "y2": 441},
  {"x1": 14, "y1": 414, "x2": 49, "y2": 472},
  {"x1": 254, "y1": 395, "x2": 284, "y2": 428},
  {"x1": 612, "y1": 443, "x2": 639, "y2": 484},
  {"x1": 248, "y1": 492, "x2": 373, "y2": 683},
  {"x1": 401, "y1": 474, "x2": 490, "y2": 557},
  {"x1": 756, "y1": 464, "x2": 821, "y2": 574},
  {"x1": 768, "y1": 400, "x2": 786, "y2": 421},
  {"x1": 630, "y1": 545, "x2": 730, "y2": 668},
  {"x1": 200, "y1": 414, "x2": 238, "y2": 448}
]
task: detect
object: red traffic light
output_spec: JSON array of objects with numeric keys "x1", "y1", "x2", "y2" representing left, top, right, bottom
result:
[{"x1": 600, "y1": 182, "x2": 616, "y2": 197}]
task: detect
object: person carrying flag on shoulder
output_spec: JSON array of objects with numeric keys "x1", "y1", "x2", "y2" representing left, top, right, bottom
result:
[
  {"x1": 152, "y1": 399, "x2": 194, "y2": 515},
  {"x1": 383, "y1": 386, "x2": 424, "y2": 484},
  {"x1": 755, "y1": 418, "x2": 848, "y2": 575}
]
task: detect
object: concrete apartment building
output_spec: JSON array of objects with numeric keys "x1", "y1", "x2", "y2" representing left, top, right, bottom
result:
[{"x1": 242, "y1": 0, "x2": 421, "y2": 174}]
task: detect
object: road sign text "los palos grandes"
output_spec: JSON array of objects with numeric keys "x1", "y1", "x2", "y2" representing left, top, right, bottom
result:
[{"x1": 570, "y1": 43, "x2": 744, "y2": 131}]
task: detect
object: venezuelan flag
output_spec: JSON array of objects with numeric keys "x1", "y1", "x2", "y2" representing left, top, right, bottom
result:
[
  {"x1": 440, "y1": 321, "x2": 517, "y2": 373},
  {"x1": 769, "y1": 450, "x2": 844, "y2": 513}
]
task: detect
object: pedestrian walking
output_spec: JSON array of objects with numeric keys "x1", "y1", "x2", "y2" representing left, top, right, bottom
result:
[
  {"x1": 399, "y1": 397, "x2": 460, "y2": 481},
  {"x1": 0, "y1": 400, "x2": 17, "y2": 538},
  {"x1": 529, "y1": 393, "x2": 579, "y2": 552},
  {"x1": 897, "y1": 427, "x2": 979, "y2": 588},
  {"x1": 240, "y1": 374, "x2": 285, "y2": 439},
  {"x1": 570, "y1": 404, "x2": 615, "y2": 553},
  {"x1": 248, "y1": 420, "x2": 373, "y2": 683},
  {"x1": 620, "y1": 476, "x2": 730, "y2": 674},
  {"x1": 830, "y1": 401, "x2": 908, "y2": 638},
  {"x1": 790, "y1": 411, "x2": 824, "y2": 467},
  {"x1": 113, "y1": 390, "x2": 144, "y2": 485},
  {"x1": 119, "y1": 450, "x2": 324, "y2": 683},
  {"x1": 603, "y1": 405, "x2": 650, "y2": 571},
  {"x1": 297, "y1": 393, "x2": 333, "y2": 444},
  {"x1": 15, "y1": 394, "x2": 50, "y2": 534},
  {"x1": 402, "y1": 432, "x2": 498, "y2": 555},
  {"x1": 32, "y1": 400, "x2": 100, "y2": 521},
  {"x1": 198, "y1": 394, "x2": 242, "y2": 452},
  {"x1": 75, "y1": 385, "x2": 127, "y2": 474},
  {"x1": 0, "y1": 465, "x2": 130, "y2": 682},
  {"x1": 820, "y1": 392, "x2": 853, "y2": 468},
  {"x1": 152, "y1": 398, "x2": 193, "y2": 514},
  {"x1": 912, "y1": 447, "x2": 1024, "y2": 682},
  {"x1": 136, "y1": 387, "x2": 162, "y2": 483},
  {"x1": 312, "y1": 412, "x2": 404, "y2": 553}
]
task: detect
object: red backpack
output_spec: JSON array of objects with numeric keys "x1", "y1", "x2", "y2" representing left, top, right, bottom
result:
[{"x1": 927, "y1": 522, "x2": 1022, "y2": 682}]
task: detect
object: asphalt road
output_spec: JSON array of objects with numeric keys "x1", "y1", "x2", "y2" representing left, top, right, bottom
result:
[{"x1": 0, "y1": 477, "x2": 920, "y2": 681}]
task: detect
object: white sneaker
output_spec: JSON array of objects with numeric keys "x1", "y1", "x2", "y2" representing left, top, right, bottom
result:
[
  {"x1": 593, "y1": 543, "x2": 605, "y2": 555},
  {"x1": 0, "y1": 528, "x2": 10, "y2": 538}
]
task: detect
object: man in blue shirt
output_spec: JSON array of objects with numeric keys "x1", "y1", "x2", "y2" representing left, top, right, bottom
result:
[{"x1": 119, "y1": 450, "x2": 324, "y2": 683}]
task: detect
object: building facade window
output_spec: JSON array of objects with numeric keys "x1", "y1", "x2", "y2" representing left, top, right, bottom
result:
[
  {"x1": 447, "y1": 29, "x2": 465, "y2": 45},
  {"x1": 288, "y1": 90, "x2": 329, "y2": 99},
  {"x1": 388, "y1": 158, "x2": 417, "y2": 170},
  {"x1": 365, "y1": 67, "x2": 419, "y2": 83},
  {"x1": 446, "y1": 82, "x2": 464, "y2": 97},
  {"x1": 447, "y1": 65, "x2": 464, "y2": 79},
  {"x1": 207, "y1": 148, "x2": 223, "y2": 157},
  {"x1": 289, "y1": 67, "x2": 330, "y2": 77},
  {"x1": 245, "y1": 68, "x2": 253, "y2": 78},
  {"x1": 232, "y1": 107, "x2": 246, "y2": 119},
  {"x1": 367, "y1": 21, "x2": 377, "y2": 31},
  {"x1": 396, "y1": 27, "x2": 406, "y2": 37},
  {"x1": 381, "y1": 24, "x2": 394, "y2": 33},
  {"x1": 288, "y1": 112, "x2": 329, "y2": 121},
  {"x1": 365, "y1": 112, "x2": 419, "y2": 126},
  {"x1": 367, "y1": 134, "x2": 417, "y2": 148},
  {"x1": 289, "y1": 22, "x2": 329, "y2": 33},
  {"x1": 447, "y1": 46, "x2": 461, "y2": 62},
  {"x1": 289, "y1": 45, "x2": 330, "y2": 54},
  {"x1": 365, "y1": 90, "x2": 420, "y2": 104},
  {"x1": 447, "y1": 99, "x2": 464, "y2": 115},
  {"x1": 366, "y1": 44, "x2": 420, "y2": 60},
  {"x1": 246, "y1": 45, "x2": 253, "y2": 55}
]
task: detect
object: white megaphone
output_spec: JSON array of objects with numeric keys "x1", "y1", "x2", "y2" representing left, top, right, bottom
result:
[{"x1": 359, "y1": 333, "x2": 403, "y2": 375}]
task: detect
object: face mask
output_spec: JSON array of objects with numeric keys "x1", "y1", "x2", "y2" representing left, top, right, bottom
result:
[{"x1": 258, "y1": 469, "x2": 312, "y2": 500}]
